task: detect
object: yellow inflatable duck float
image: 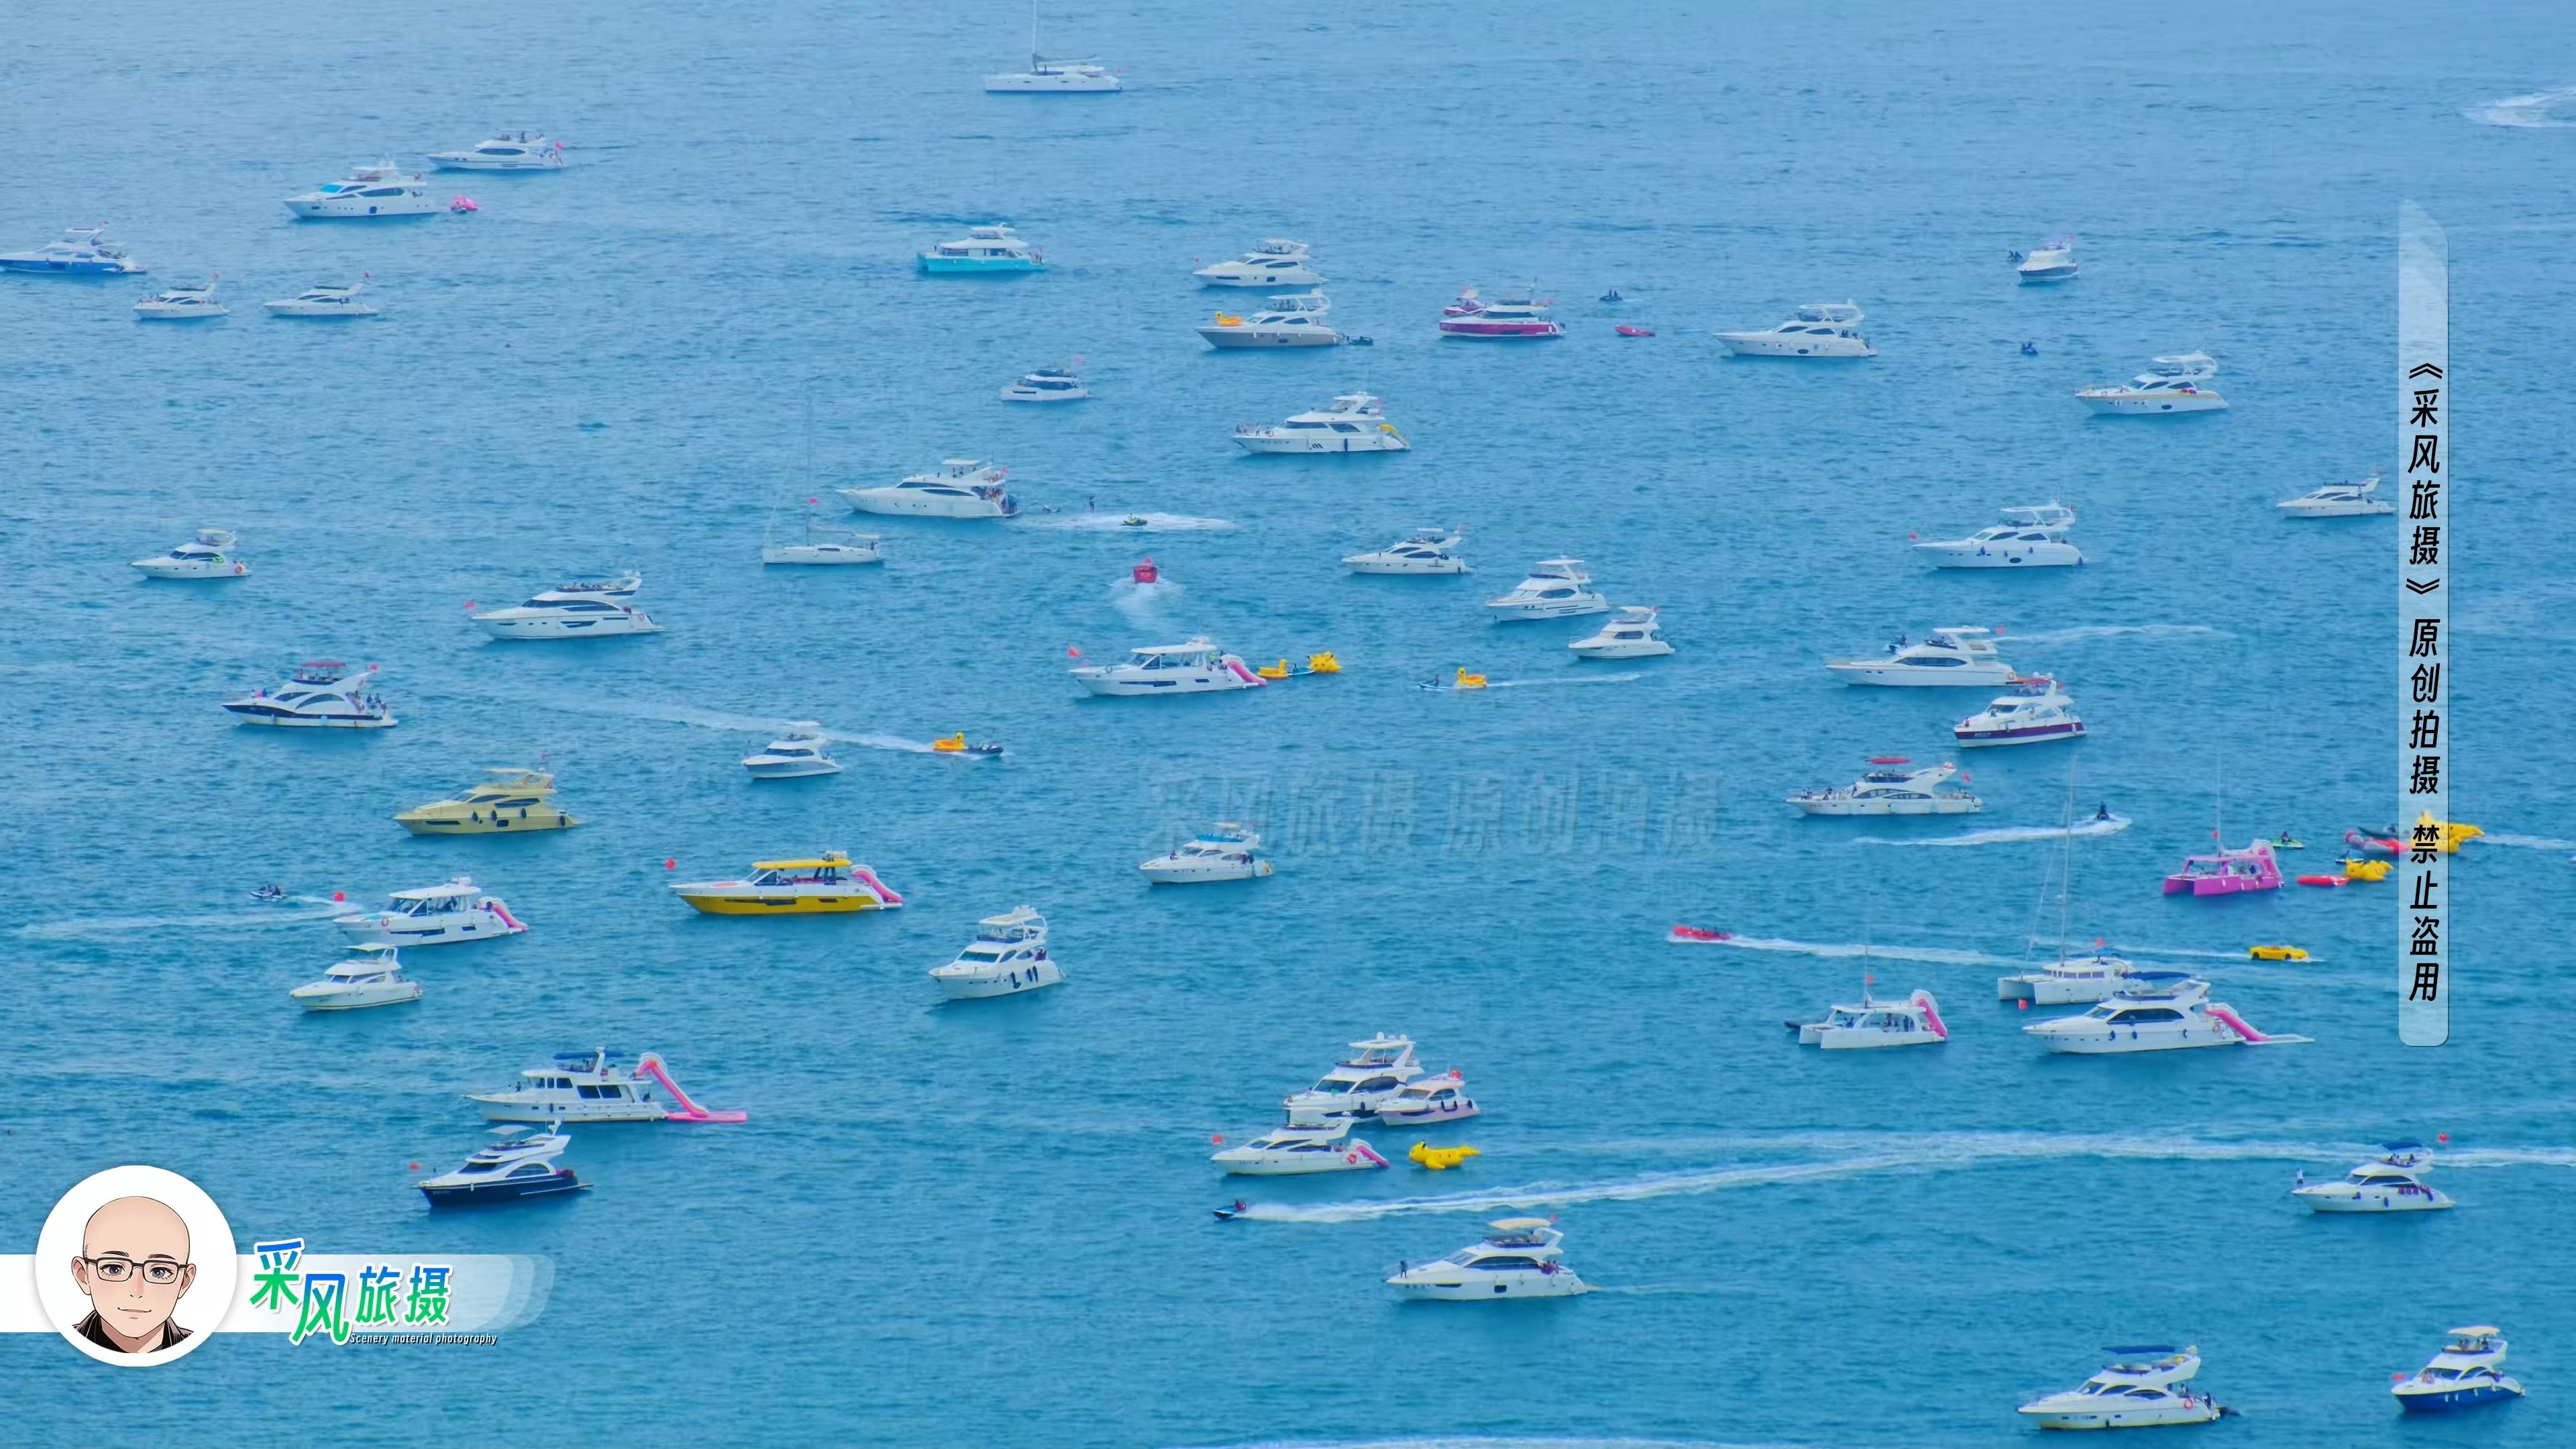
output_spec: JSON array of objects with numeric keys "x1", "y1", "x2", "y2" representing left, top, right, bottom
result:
[
  {"x1": 2416, "y1": 812, "x2": 2483, "y2": 853},
  {"x1": 2248, "y1": 944, "x2": 2310, "y2": 962},
  {"x1": 1409, "y1": 1141, "x2": 1480, "y2": 1171},
  {"x1": 2343, "y1": 857, "x2": 2392, "y2": 882},
  {"x1": 1454, "y1": 667, "x2": 1488, "y2": 690},
  {"x1": 1258, "y1": 653, "x2": 1344, "y2": 680},
  {"x1": 932, "y1": 734, "x2": 967, "y2": 752}
]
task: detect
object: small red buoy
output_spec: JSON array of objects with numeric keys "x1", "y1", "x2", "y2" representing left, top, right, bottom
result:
[
  {"x1": 664, "y1": 858, "x2": 676, "y2": 869},
  {"x1": 1067, "y1": 645, "x2": 1083, "y2": 658},
  {"x1": 2017, "y1": 998, "x2": 2029, "y2": 1011},
  {"x1": 465, "y1": 600, "x2": 477, "y2": 610},
  {"x1": 2437, "y1": 1132, "x2": 2449, "y2": 1142},
  {"x1": 1210, "y1": 1134, "x2": 1224, "y2": 1144},
  {"x1": 409, "y1": 1161, "x2": 420, "y2": 1171},
  {"x1": 331, "y1": 892, "x2": 344, "y2": 902}
]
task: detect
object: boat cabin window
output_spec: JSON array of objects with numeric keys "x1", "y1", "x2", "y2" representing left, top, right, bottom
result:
[
  {"x1": 1305, "y1": 1079, "x2": 1354, "y2": 1094},
  {"x1": 504, "y1": 1162, "x2": 554, "y2": 1179},
  {"x1": 1472, "y1": 1255, "x2": 1540, "y2": 1271}
]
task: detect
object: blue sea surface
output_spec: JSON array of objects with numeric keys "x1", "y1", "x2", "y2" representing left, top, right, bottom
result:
[{"x1": 5, "y1": 1, "x2": 2575, "y2": 1444}]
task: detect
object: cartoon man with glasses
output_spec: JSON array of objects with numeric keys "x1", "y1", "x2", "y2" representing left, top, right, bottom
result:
[{"x1": 67, "y1": 1196, "x2": 197, "y2": 1354}]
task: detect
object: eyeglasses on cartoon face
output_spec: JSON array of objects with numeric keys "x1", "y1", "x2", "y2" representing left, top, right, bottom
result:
[{"x1": 81, "y1": 1256, "x2": 187, "y2": 1285}]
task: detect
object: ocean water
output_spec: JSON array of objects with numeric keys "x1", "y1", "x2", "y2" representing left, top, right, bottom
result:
[{"x1": 5, "y1": 1, "x2": 2576, "y2": 1444}]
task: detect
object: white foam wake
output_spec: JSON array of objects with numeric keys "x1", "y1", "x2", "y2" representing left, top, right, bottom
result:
[
  {"x1": 1668, "y1": 933, "x2": 2019, "y2": 968},
  {"x1": 506, "y1": 694, "x2": 937, "y2": 753},
  {"x1": 19, "y1": 899, "x2": 347, "y2": 940},
  {"x1": 2005, "y1": 624, "x2": 2227, "y2": 646},
  {"x1": 1112, "y1": 576, "x2": 1185, "y2": 622},
  {"x1": 1484, "y1": 672, "x2": 1644, "y2": 690},
  {"x1": 1858, "y1": 815, "x2": 2130, "y2": 847},
  {"x1": 2466, "y1": 87, "x2": 2576, "y2": 127},
  {"x1": 1028, "y1": 511, "x2": 1236, "y2": 533},
  {"x1": 2480, "y1": 833, "x2": 2576, "y2": 852}
]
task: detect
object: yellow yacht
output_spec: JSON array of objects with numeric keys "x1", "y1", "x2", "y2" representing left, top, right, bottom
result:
[
  {"x1": 671, "y1": 852, "x2": 907, "y2": 916},
  {"x1": 395, "y1": 769, "x2": 582, "y2": 835}
]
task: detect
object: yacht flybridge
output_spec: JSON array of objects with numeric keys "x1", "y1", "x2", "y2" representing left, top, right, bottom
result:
[
  {"x1": 133, "y1": 527, "x2": 249, "y2": 579},
  {"x1": 1234, "y1": 392, "x2": 1407, "y2": 453},
  {"x1": 1071, "y1": 639, "x2": 1265, "y2": 696},
  {"x1": 474, "y1": 572, "x2": 662, "y2": 639},
  {"x1": 1387, "y1": 1219, "x2": 1591, "y2": 1300},
  {"x1": 929, "y1": 906, "x2": 1062, "y2": 998},
  {"x1": 429, "y1": 132, "x2": 563, "y2": 170},
  {"x1": 283, "y1": 162, "x2": 439, "y2": 219},
  {"x1": 1344, "y1": 527, "x2": 1468, "y2": 575},
  {"x1": 2277, "y1": 474, "x2": 2394, "y2": 517},
  {"x1": 1788, "y1": 759, "x2": 1981, "y2": 816},
  {"x1": 1283, "y1": 1034, "x2": 1423, "y2": 1120},
  {"x1": 1913, "y1": 504, "x2": 2083, "y2": 568},
  {"x1": 2292, "y1": 1142, "x2": 2455, "y2": 1213},
  {"x1": 840, "y1": 460, "x2": 1018, "y2": 518},
  {"x1": 1485, "y1": 559, "x2": 1608, "y2": 620},
  {"x1": 394, "y1": 768, "x2": 582, "y2": 833},
  {"x1": 1953, "y1": 677, "x2": 2086, "y2": 748},
  {"x1": 0, "y1": 226, "x2": 146, "y2": 274},
  {"x1": 2018, "y1": 1346, "x2": 2222, "y2": 1429},
  {"x1": 1198, "y1": 290, "x2": 1344, "y2": 347},
  {"x1": 2079, "y1": 353, "x2": 2226, "y2": 415},
  {"x1": 1195, "y1": 239, "x2": 1323, "y2": 288},
  {"x1": 1717, "y1": 303, "x2": 1874, "y2": 358},
  {"x1": 2023, "y1": 972, "x2": 2310, "y2": 1053},
  {"x1": 223, "y1": 661, "x2": 394, "y2": 728},
  {"x1": 1825, "y1": 627, "x2": 2014, "y2": 686}
]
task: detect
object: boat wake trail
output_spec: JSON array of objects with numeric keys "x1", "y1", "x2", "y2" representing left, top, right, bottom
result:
[
  {"x1": 1484, "y1": 672, "x2": 1644, "y2": 690},
  {"x1": 2006, "y1": 624, "x2": 2227, "y2": 646},
  {"x1": 2466, "y1": 86, "x2": 2576, "y2": 127},
  {"x1": 513, "y1": 694, "x2": 935, "y2": 753},
  {"x1": 1858, "y1": 816, "x2": 2130, "y2": 847},
  {"x1": 19, "y1": 899, "x2": 347, "y2": 941},
  {"x1": 1112, "y1": 577, "x2": 1185, "y2": 621},
  {"x1": 2479, "y1": 833, "x2": 2576, "y2": 853},
  {"x1": 1669, "y1": 933, "x2": 2018, "y2": 968},
  {"x1": 1031, "y1": 511, "x2": 1236, "y2": 533}
]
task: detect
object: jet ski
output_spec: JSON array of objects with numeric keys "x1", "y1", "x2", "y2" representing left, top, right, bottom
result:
[{"x1": 250, "y1": 884, "x2": 290, "y2": 903}]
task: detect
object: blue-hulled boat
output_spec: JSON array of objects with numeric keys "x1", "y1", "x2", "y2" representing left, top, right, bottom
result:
[
  {"x1": 918, "y1": 223, "x2": 1044, "y2": 273},
  {"x1": 417, "y1": 1126, "x2": 590, "y2": 1208},
  {"x1": 0, "y1": 226, "x2": 146, "y2": 275},
  {"x1": 2394, "y1": 1326, "x2": 2524, "y2": 1412}
]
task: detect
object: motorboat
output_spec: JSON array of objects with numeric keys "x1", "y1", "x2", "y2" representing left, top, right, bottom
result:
[
  {"x1": 1195, "y1": 239, "x2": 1322, "y2": 288},
  {"x1": 930, "y1": 733, "x2": 1004, "y2": 757},
  {"x1": 1568, "y1": 606, "x2": 1671, "y2": 659},
  {"x1": 2277, "y1": 474, "x2": 2394, "y2": 517},
  {"x1": 1210, "y1": 1114, "x2": 1389, "y2": 1175},
  {"x1": 1234, "y1": 392, "x2": 1407, "y2": 453},
  {"x1": 742, "y1": 726, "x2": 842, "y2": 779},
  {"x1": 263, "y1": 282, "x2": 378, "y2": 318},
  {"x1": 840, "y1": 459, "x2": 1017, "y2": 518},
  {"x1": 470, "y1": 1049, "x2": 744, "y2": 1124},
  {"x1": 918, "y1": 224, "x2": 1043, "y2": 272},
  {"x1": 1717, "y1": 303, "x2": 1875, "y2": 358},
  {"x1": 2393, "y1": 1328, "x2": 2523, "y2": 1412},
  {"x1": 0, "y1": 226, "x2": 146, "y2": 274},
  {"x1": 223, "y1": 661, "x2": 395, "y2": 729},
  {"x1": 2015, "y1": 235, "x2": 2080, "y2": 282},
  {"x1": 1140, "y1": 824, "x2": 1275, "y2": 883},
  {"x1": 1000, "y1": 365, "x2": 1088, "y2": 402},
  {"x1": 1071, "y1": 638, "x2": 1266, "y2": 696},
  {"x1": 336, "y1": 877, "x2": 527, "y2": 946},
  {"x1": 763, "y1": 522, "x2": 883, "y2": 565},
  {"x1": 287, "y1": 943, "x2": 422, "y2": 1012},
  {"x1": 1998, "y1": 950, "x2": 2141, "y2": 1005},
  {"x1": 474, "y1": 573, "x2": 662, "y2": 639},
  {"x1": 395, "y1": 768, "x2": 582, "y2": 833},
  {"x1": 1437, "y1": 285, "x2": 1562, "y2": 339},
  {"x1": 1197, "y1": 290, "x2": 1344, "y2": 347},
  {"x1": 1791, "y1": 988, "x2": 1947, "y2": 1049},
  {"x1": 2017, "y1": 1346, "x2": 2222, "y2": 1429},
  {"x1": 1344, "y1": 527, "x2": 1468, "y2": 575},
  {"x1": 2292, "y1": 1142, "x2": 2455, "y2": 1213},
  {"x1": 1282, "y1": 1034, "x2": 1423, "y2": 1119},
  {"x1": 2163, "y1": 841, "x2": 2282, "y2": 896},
  {"x1": 133, "y1": 281, "x2": 227, "y2": 319},
  {"x1": 928, "y1": 906, "x2": 1062, "y2": 999},
  {"x1": 671, "y1": 852, "x2": 905, "y2": 915},
  {"x1": 417, "y1": 1126, "x2": 590, "y2": 1208},
  {"x1": 250, "y1": 884, "x2": 292, "y2": 903},
  {"x1": 1387, "y1": 1219, "x2": 1591, "y2": 1300},
  {"x1": 2023, "y1": 972, "x2": 2310, "y2": 1053},
  {"x1": 133, "y1": 527, "x2": 250, "y2": 579},
  {"x1": 1485, "y1": 559, "x2": 1609, "y2": 620},
  {"x1": 1825, "y1": 627, "x2": 2014, "y2": 687},
  {"x1": 2079, "y1": 353, "x2": 2227, "y2": 415},
  {"x1": 1913, "y1": 504, "x2": 2084, "y2": 568},
  {"x1": 1788, "y1": 760, "x2": 1981, "y2": 816},
  {"x1": 429, "y1": 132, "x2": 562, "y2": 170},
  {"x1": 283, "y1": 162, "x2": 440, "y2": 219},
  {"x1": 1375, "y1": 1070, "x2": 1480, "y2": 1128},
  {"x1": 1954, "y1": 677, "x2": 2086, "y2": 748}
]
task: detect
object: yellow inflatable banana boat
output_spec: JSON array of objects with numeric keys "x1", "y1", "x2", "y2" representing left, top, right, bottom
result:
[{"x1": 1409, "y1": 1142, "x2": 1481, "y2": 1171}]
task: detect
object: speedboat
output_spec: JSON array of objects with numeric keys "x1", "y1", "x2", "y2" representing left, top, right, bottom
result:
[
  {"x1": 428, "y1": 132, "x2": 562, "y2": 170},
  {"x1": 1717, "y1": 303, "x2": 1875, "y2": 358},
  {"x1": 918, "y1": 224, "x2": 1044, "y2": 272},
  {"x1": 1792, "y1": 989, "x2": 1947, "y2": 1049},
  {"x1": 417, "y1": 1127, "x2": 589, "y2": 1208},
  {"x1": 133, "y1": 281, "x2": 227, "y2": 319},
  {"x1": 470, "y1": 1049, "x2": 744, "y2": 1124},
  {"x1": 263, "y1": 282, "x2": 379, "y2": 317},
  {"x1": 763, "y1": 522, "x2": 883, "y2": 564},
  {"x1": 473, "y1": 574, "x2": 662, "y2": 638},
  {"x1": 1387, "y1": 1219, "x2": 1591, "y2": 1300},
  {"x1": 1210, "y1": 1115, "x2": 1388, "y2": 1175},
  {"x1": 1954, "y1": 677, "x2": 2086, "y2": 748},
  {"x1": 1485, "y1": 559, "x2": 1609, "y2": 620},
  {"x1": 1000, "y1": 364, "x2": 1088, "y2": 402},
  {"x1": 2015, "y1": 235, "x2": 2080, "y2": 282},
  {"x1": 287, "y1": 943, "x2": 422, "y2": 1011},
  {"x1": 283, "y1": 162, "x2": 439, "y2": 219},
  {"x1": 1197, "y1": 290, "x2": 1344, "y2": 347},
  {"x1": 1437, "y1": 285, "x2": 1562, "y2": 339},
  {"x1": 2278, "y1": 474, "x2": 2394, "y2": 517},
  {"x1": 1375, "y1": 1071, "x2": 1480, "y2": 1128},
  {"x1": 336, "y1": 877, "x2": 527, "y2": 946},
  {"x1": 2018, "y1": 1346, "x2": 2222, "y2": 1429},
  {"x1": 1234, "y1": 392, "x2": 1407, "y2": 453},
  {"x1": 1344, "y1": 527, "x2": 1469, "y2": 575},
  {"x1": 395, "y1": 768, "x2": 582, "y2": 833},
  {"x1": 1913, "y1": 504, "x2": 2084, "y2": 568},
  {"x1": 2393, "y1": 1328, "x2": 2523, "y2": 1412},
  {"x1": 671, "y1": 852, "x2": 905, "y2": 915},
  {"x1": 2079, "y1": 353, "x2": 2227, "y2": 415},
  {"x1": 930, "y1": 733, "x2": 1004, "y2": 757},
  {"x1": 1788, "y1": 760, "x2": 1980, "y2": 816},
  {"x1": 223, "y1": 661, "x2": 395, "y2": 728},
  {"x1": 1569, "y1": 606, "x2": 1671, "y2": 659},
  {"x1": 1140, "y1": 824, "x2": 1275, "y2": 883},
  {"x1": 742, "y1": 726, "x2": 842, "y2": 779},
  {"x1": 2292, "y1": 1142, "x2": 2454, "y2": 1213},
  {"x1": 0, "y1": 226, "x2": 146, "y2": 274},
  {"x1": 1825, "y1": 627, "x2": 2013, "y2": 686},
  {"x1": 1195, "y1": 239, "x2": 1323, "y2": 288},
  {"x1": 1998, "y1": 949, "x2": 2141, "y2": 1005},
  {"x1": 928, "y1": 906, "x2": 1062, "y2": 999},
  {"x1": 1071, "y1": 639, "x2": 1266, "y2": 696},
  {"x1": 133, "y1": 527, "x2": 250, "y2": 579},
  {"x1": 2163, "y1": 841, "x2": 2283, "y2": 896},
  {"x1": 839, "y1": 460, "x2": 1017, "y2": 518},
  {"x1": 2024, "y1": 972, "x2": 2310, "y2": 1053},
  {"x1": 1282, "y1": 1034, "x2": 1423, "y2": 1119}
]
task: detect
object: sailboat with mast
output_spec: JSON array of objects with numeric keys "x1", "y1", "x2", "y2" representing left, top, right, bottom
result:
[
  {"x1": 763, "y1": 384, "x2": 883, "y2": 566},
  {"x1": 984, "y1": 1, "x2": 1120, "y2": 92},
  {"x1": 1998, "y1": 765, "x2": 2139, "y2": 1004}
]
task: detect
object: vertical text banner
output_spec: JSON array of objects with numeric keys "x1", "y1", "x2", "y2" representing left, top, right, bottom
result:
[{"x1": 2398, "y1": 202, "x2": 2447, "y2": 1046}]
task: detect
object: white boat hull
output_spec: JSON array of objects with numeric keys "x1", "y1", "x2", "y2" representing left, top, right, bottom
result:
[
  {"x1": 840, "y1": 489, "x2": 1010, "y2": 519},
  {"x1": 2295, "y1": 1187, "x2": 2453, "y2": 1212},
  {"x1": 133, "y1": 558, "x2": 248, "y2": 579},
  {"x1": 1140, "y1": 859, "x2": 1275, "y2": 884},
  {"x1": 1074, "y1": 669, "x2": 1261, "y2": 697},
  {"x1": 475, "y1": 612, "x2": 662, "y2": 639},
  {"x1": 2079, "y1": 392, "x2": 2227, "y2": 415},
  {"x1": 1487, "y1": 597, "x2": 1609, "y2": 621},
  {"x1": 283, "y1": 193, "x2": 441, "y2": 219},
  {"x1": 225, "y1": 708, "x2": 394, "y2": 729},
  {"x1": 1198, "y1": 270, "x2": 1323, "y2": 288},
  {"x1": 763, "y1": 544, "x2": 881, "y2": 565},
  {"x1": 1956, "y1": 722, "x2": 2086, "y2": 748},
  {"x1": 135, "y1": 304, "x2": 227, "y2": 320},
  {"x1": 1916, "y1": 542, "x2": 2084, "y2": 568},
  {"x1": 291, "y1": 982, "x2": 422, "y2": 1010},
  {"x1": 2027, "y1": 1025, "x2": 2241, "y2": 1054},
  {"x1": 429, "y1": 155, "x2": 561, "y2": 171},
  {"x1": 931, "y1": 960, "x2": 1064, "y2": 999},
  {"x1": 1569, "y1": 639, "x2": 1671, "y2": 659},
  {"x1": 2019, "y1": 1403, "x2": 2218, "y2": 1430},
  {"x1": 473, "y1": 1098, "x2": 665, "y2": 1123},
  {"x1": 1813, "y1": 1027, "x2": 1941, "y2": 1049},
  {"x1": 1198, "y1": 327, "x2": 1343, "y2": 347},
  {"x1": 743, "y1": 759, "x2": 843, "y2": 779},
  {"x1": 1996, "y1": 971, "x2": 2125, "y2": 1005},
  {"x1": 2277, "y1": 501, "x2": 2392, "y2": 518},
  {"x1": 1234, "y1": 432, "x2": 1405, "y2": 453},
  {"x1": 1388, "y1": 1270, "x2": 1590, "y2": 1301},
  {"x1": 1719, "y1": 334, "x2": 1875, "y2": 358},
  {"x1": 1345, "y1": 555, "x2": 1466, "y2": 575},
  {"x1": 985, "y1": 72, "x2": 1120, "y2": 92},
  {"x1": 2018, "y1": 265, "x2": 2080, "y2": 282},
  {"x1": 263, "y1": 301, "x2": 379, "y2": 317},
  {"x1": 335, "y1": 912, "x2": 523, "y2": 946},
  {"x1": 1791, "y1": 797, "x2": 1981, "y2": 816},
  {"x1": 1000, "y1": 386, "x2": 1089, "y2": 402},
  {"x1": 1826, "y1": 661, "x2": 2017, "y2": 687}
]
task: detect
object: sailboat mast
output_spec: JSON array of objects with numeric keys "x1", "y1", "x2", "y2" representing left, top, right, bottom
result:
[{"x1": 2056, "y1": 763, "x2": 2075, "y2": 966}]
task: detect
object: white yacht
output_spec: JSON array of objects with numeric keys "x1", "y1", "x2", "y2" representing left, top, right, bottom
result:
[
  {"x1": 1000, "y1": 364, "x2": 1088, "y2": 402},
  {"x1": 1344, "y1": 527, "x2": 1468, "y2": 575},
  {"x1": 1792, "y1": 989, "x2": 1947, "y2": 1049},
  {"x1": 1376, "y1": 1071, "x2": 1480, "y2": 1128},
  {"x1": 1387, "y1": 1220, "x2": 1591, "y2": 1300},
  {"x1": 1913, "y1": 504, "x2": 2084, "y2": 568},
  {"x1": 984, "y1": 7, "x2": 1119, "y2": 93},
  {"x1": 1071, "y1": 639, "x2": 1265, "y2": 696},
  {"x1": 1283, "y1": 1034, "x2": 1423, "y2": 1120},
  {"x1": 1195, "y1": 239, "x2": 1323, "y2": 288},
  {"x1": 1210, "y1": 1115, "x2": 1388, "y2": 1175},
  {"x1": 917, "y1": 224, "x2": 1044, "y2": 272},
  {"x1": 2392, "y1": 1328, "x2": 2523, "y2": 1412},
  {"x1": 1717, "y1": 303, "x2": 1875, "y2": 358},
  {"x1": 1197, "y1": 290, "x2": 1344, "y2": 347},
  {"x1": 1485, "y1": 559, "x2": 1609, "y2": 620},
  {"x1": 287, "y1": 943, "x2": 422, "y2": 1011},
  {"x1": 0, "y1": 225, "x2": 146, "y2": 274},
  {"x1": 263, "y1": 282, "x2": 378, "y2": 318},
  {"x1": 469, "y1": 1049, "x2": 674, "y2": 1123},
  {"x1": 2019, "y1": 1346, "x2": 2222, "y2": 1430},
  {"x1": 133, "y1": 527, "x2": 250, "y2": 579},
  {"x1": 742, "y1": 725, "x2": 841, "y2": 779},
  {"x1": 335, "y1": 877, "x2": 527, "y2": 947},
  {"x1": 929, "y1": 906, "x2": 1063, "y2": 999},
  {"x1": 762, "y1": 522, "x2": 882, "y2": 565},
  {"x1": 1569, "y1": 606, "x2": 1671, "y2": 659},
  {"x1": 1140, "y1": 824, "x2": 1275, "y2": 883},
  {"x1": 2278, "y1": 474, "x2": 2393, "y2": 517},
  {"x1": 1998, "y1": 949, "x2": 2139, "y2": 1006},
  {"x1": 2292, "y1": 1142, "x2": 2454, "y2": 1213},
  {"x1": 133, "y1": 281, "x2": 227, "y2": 319},
  {"x1": 1825, "y1": 627, "x2": 2015, "y2": 686},
  {"x1": 282, "y1": 162, "x2": 439, "y2": 219},
  {"x1": 1788, "y1": 760, "x2": 1981, "y2": 816},
  {"x1": 429, "y1": 132, "x2": 562, "y2": 170},
  {"x1": 474, "y1": 573, "x2": 661, "y2": 639},
  {"x1": 840, "y1": 460, "x2": 1017, "y2": 518},
  {"x1": 2024, "y1": 973, "x2": 2310, "y2": 1053},
  {"x1": 2015, "y1": 235, "x2": 2080, "y2": 282},
  {"x1": 1435, "y1": 285, "x2": 1563, "y2": 339},
  {"x1": 1234, "y1": 392, "x2": 1407, "y2": 453},
  {"x1": 2079, "y1": 353, "x2": 2227, "y2": 415},
  {"x1": 223, "y1": 661, "x2": 394, "y2": 728},
  {"x1": 1954, "y1": 676, "x2": 2086, "y2": 748}
]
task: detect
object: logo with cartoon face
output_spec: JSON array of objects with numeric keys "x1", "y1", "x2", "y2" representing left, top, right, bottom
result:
[
  {"x1": 36, "y1": 1165, "x2": 235, "y2": 1366},
  {"x1": 68, "y1": 1196, "x2": 199, "y2": 1354}
]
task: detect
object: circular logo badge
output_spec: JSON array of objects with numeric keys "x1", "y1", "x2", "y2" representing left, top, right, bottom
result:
[{"x1": 36, "y1": 1166, "x2": 235, "y2": 1366}]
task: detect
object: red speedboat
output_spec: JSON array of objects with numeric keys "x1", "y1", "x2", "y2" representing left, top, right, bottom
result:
[
  {"x1": 1438, "y1": 285, "x2": 1562, "y2": 339},
  {"x1": 2162, "y1": 841, "x2": 2283, "y2": 897}
]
